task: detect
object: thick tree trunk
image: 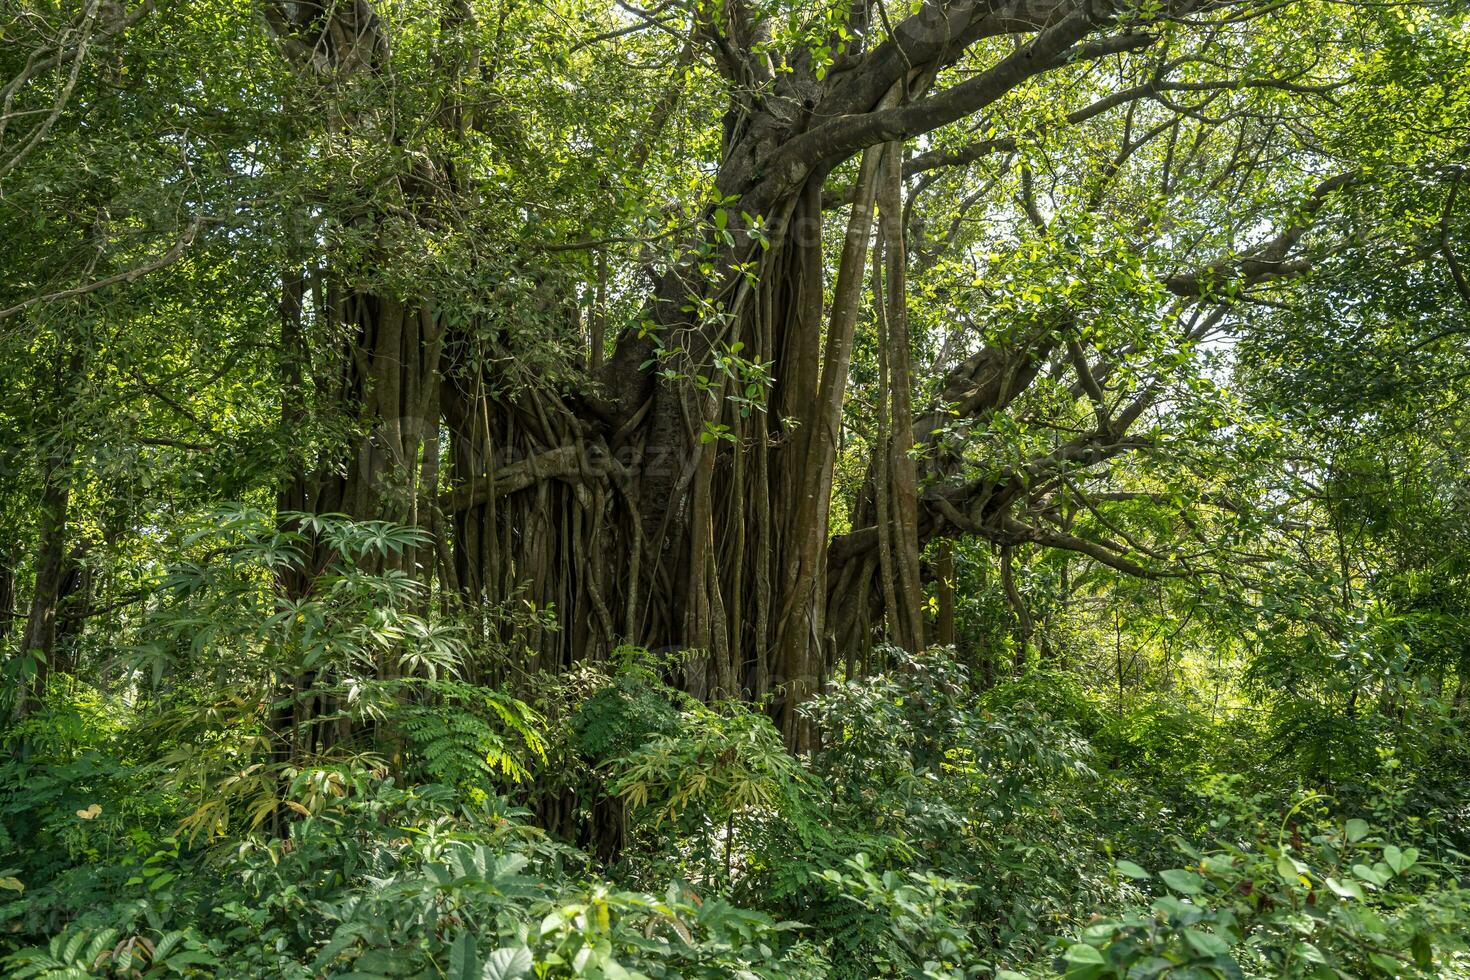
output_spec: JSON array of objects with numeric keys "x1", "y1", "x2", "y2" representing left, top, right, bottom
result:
[
  {"x1": 766, "y1": 143, "x2": 885, "y2": 746},
  {"x1": 428, "y1": 115, "x2": 932, "y2": 749},
  {"x1": 1001, "y1": 545, "x2": 1032, "y2": 672},
  {"x1": 272, "y1": 280, "x2": 445, "y2": 761}
]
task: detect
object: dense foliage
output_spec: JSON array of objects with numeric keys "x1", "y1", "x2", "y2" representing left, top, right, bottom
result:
[
  {"x1": 2, "y1": 0, "x2": 1468, "y2": 976},
  {"x1": 4, "y1": 634, "x2": 1469, "y2": 977}
]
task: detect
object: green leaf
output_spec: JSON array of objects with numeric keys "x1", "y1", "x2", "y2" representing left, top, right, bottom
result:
[
  {"x1": 1184, "y1": 928, "x2": 1230, "y2": 957},
  {"x1": 481, "y1": 946, "x2": 533, "y2": 980},
  {"x1": 1352, "y1": 863, "x2": 1388, "y2": 887},
  {"x1": 1275, "y1": 853, "x2": 1308, "y2": 886},
  {"x1": 1411, "y1": 931, "x2": 1434, "y2": 969},
  {"x1": 1064, "y1": 944, "x2": 1106, "y2": 963},
  {"x1": 1116, "y1": 860, "x2": 1150, "y2": 880},
  {"x1": 1063, "y1": 942, "x2": 1106, "y2": 979},
  {"x1": 1345, "y1": 819, "x2": 1369, "y2": 842},
  {"x1": 1369, "y1": 953, "x2": 1403, "y2": 973},
  {"x1": 1159, "y1": 869, "x2": 1205, "y2": 895},
  {"x1": 449, "y1": 932, "x2": 479, "y2": 980}
]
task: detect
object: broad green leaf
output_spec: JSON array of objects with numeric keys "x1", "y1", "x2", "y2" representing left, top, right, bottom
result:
[
  {"x1": 1184, "y1": 928, "x2": 1231, "y2": 957},
  {"x1": 1326, "y1": 877, "x2": 1365, "y2": 901},
  {"x1": 1370, "y1": 953, "x2": 1404, "y2": 973},
  {"x1": 1159, "y1": 869, "x2": 1205, "y2": 895},
  {"x1": 449, "y1": 933, "x2": 479, "y2": 980},
  {"x1": 482, "y1": 946, "x2": 533, "y2": 980},
  {"x1": 1116, "y1": 860, "x2": 1150, "y2": 880},
  {"x1": 1352, "y1": 863, "x2": 1388, "y2": 887},
  {"x1": 1063, "y1": 942, "x2": 1106, "y2": 979}
]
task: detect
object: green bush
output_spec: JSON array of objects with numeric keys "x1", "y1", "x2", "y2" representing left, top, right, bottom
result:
[{"x1": 1055, "y1": 806, "x2": 1470, "y2": 979}]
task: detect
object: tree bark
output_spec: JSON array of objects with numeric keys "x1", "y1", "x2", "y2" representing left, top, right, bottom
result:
[
  {"x1": 15, "y1": 455, "x2": 69, "y2": 720},
  {"x1": 934, "y1": 542, "x2": 956, "y2": 649},
  {"x1": 0, "y1": 554, "x2": 15, "y2": 646},
  {"x1": 875, "y1": 142, "x2": 926, "y2": 653}
]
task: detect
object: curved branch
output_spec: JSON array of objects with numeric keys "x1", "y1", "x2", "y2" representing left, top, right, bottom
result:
[
  {"x1": 759, "y1": 10, "x2": 1155, "y2": 202},
  {"x1": 443, "y1": 443, "x2": 627, "y2": 511},
  {"x1": 1164, "y1": 171, "x2": 1357, "y2": 297},
  {"x1": 0, "y1": 216, "x2": 210, "y2": 321}
]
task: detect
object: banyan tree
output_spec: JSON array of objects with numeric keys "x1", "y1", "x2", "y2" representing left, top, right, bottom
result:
[{"x1": 5, "y1": 0, "x2": 1386, "y2": 750}]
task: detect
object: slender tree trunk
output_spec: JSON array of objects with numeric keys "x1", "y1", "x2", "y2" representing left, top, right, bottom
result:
[
  {"x1": 1454, "y1": 650, "x2": 1469, "y2": 717},
  {"x1": 934, "y1": 542, "x2": 955, "y2": 649},
  {"x1": 52, "y1": 541, "x2": 92, "y2": 679},
  {"x1": 15, "y1": 455, "x2": 69, "y2": 720},
  {"x1": 0, "y1": 553, "x2": 15, "y2": 646},
  {"x1": 876, "y1": 143, "x2": 925, "y2": 653},
  {"x1": 1001, "y1": 545, "x2": 1031, "y2": 672}
]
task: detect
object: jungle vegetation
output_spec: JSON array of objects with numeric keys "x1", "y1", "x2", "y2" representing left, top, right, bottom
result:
[{"x1": 1, "y1": 0, "x2": 1469, "y2": 975}]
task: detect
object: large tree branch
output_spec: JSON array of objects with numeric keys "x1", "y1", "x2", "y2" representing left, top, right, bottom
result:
[
  {"x1": 903, "y1": 74, "x2": 1339, "y2": 179},
  {"x1": 261, "y1": 0, "x2": 387, "y2": 75},
  {"x1": 0, "y1": 216, "x2": 211, "y2": 321},
  {"x1": 1008, "y1": 517, "x2": 1190, "y2": 577},
  {"x1": 757, "y1": 9, "x2": 1155, "y2": 205},
  {"x1": 0, "y1": 1, "x2": 157, "y2": 181},
  {"x1": 1439, "y1": 170, "x2": 1470, "y2": 307},
  {"x1": 1164, "y1": 171, "x2": 1357, "y2": 296},
  {"x1": 443, "y1": 443, "x2": 627, "y2": 511}
]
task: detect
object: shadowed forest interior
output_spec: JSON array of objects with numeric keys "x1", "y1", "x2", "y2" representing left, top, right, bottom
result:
[{"x1": 1, "y1": 0, "x2": 1469, "y2": 976}]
